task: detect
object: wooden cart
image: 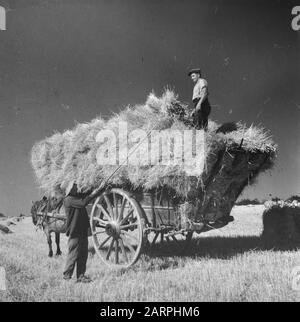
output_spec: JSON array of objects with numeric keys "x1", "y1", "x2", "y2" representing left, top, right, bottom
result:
[{"x1": 89, "y1": 187, "x2": 233, "y2": 268}]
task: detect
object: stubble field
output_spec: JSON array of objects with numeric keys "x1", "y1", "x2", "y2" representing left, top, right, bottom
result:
[{"x1": 0, "y1": 205, "x2": 300, "y2": 302}]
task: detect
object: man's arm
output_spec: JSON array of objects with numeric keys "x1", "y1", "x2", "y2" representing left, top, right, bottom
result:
[
  {"x1": 65, "y1": 196, "x2": 91, "y2": 209},
  {"x1": 195, "y1": 79, "x2": 208, "y2": 111}
]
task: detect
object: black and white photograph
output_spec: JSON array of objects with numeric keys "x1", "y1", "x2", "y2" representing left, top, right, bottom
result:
[{"x1": 0, "y1": 0, "x2": 300, "y2": 304}]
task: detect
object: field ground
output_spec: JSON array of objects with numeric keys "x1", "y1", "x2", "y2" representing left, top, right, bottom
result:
[{"x1": 1, "y1": 205, "x2": 300, "y2": 302}]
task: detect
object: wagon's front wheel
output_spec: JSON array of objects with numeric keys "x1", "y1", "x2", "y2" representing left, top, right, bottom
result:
[{"x1": 90, "y1": 188, "x2": 145, "y2": 268}]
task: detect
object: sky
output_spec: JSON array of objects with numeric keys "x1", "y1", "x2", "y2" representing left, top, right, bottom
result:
[{"x1": 0, "y1": 0, "x2": 299, "y2": 216}]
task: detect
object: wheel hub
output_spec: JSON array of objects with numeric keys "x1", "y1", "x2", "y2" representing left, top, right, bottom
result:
[{"x1": 105, "y1": 221, "x2": 120, "y2": 238}]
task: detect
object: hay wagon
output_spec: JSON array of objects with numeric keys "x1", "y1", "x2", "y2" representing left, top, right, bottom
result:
[
  {"x1": 30, "y1": 91, "x2": 276, "y2": 267},
  {"x1": 89, "y1": 187, "x2": 233, "y2": 268}
]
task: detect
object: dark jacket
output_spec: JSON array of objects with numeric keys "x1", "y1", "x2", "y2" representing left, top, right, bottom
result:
[{"x1": 64, "y1": 195, "x2": 90, "y2": 238}]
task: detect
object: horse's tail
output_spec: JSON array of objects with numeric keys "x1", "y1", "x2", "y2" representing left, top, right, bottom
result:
[{"x1": 31, "y1": 201, "x2": 38, "y2": 225}]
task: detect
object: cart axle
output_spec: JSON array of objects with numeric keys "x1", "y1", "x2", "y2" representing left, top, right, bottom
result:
[{"x1": 105, "y1": 222, "x2": 120, "y2": 238}]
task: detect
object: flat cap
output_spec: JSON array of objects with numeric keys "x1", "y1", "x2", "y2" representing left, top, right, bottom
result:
[{"x1": 188, "y1": 68, "x2": 201, "y2": 76}]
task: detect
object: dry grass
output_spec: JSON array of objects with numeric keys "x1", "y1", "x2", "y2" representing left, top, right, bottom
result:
[{"x1": 1, "y1": 205, "x2": 300, "y2": 302}]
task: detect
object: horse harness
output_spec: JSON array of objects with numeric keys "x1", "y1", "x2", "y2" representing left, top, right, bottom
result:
[{"x1": 36, "y1": 198, "x2": 65, "y2": 230}]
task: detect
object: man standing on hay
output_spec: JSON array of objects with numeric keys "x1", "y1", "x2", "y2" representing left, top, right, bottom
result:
[
  {"x1": 188, "y1": 68, "x2": 211, "y2": 130},
  {"x1": 63, "y1": 183, "x2": 93, "y2": 283}
]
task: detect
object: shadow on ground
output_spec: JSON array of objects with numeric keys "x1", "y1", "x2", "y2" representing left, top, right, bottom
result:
[
  {"x1": 88, "y1": 236, "x2": 300, "y2": 273},
  {"x1": 144, "y1": 235, "x2": 300, "y2": 260}
]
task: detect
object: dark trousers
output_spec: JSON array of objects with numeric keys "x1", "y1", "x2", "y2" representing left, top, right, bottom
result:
[
  {"x1": 63, "y1": 235, "x2": 88, "y2": 279},
  {"x1": 193, "y1": 98, "x2": 211, "y2": 130}
]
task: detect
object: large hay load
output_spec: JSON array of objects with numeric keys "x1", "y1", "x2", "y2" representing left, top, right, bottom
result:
[
  {"x1": 31, "y1": 90, "x2": 276, "y2": 224},
  {"x1": 262, "y1": 200, "x2": 300, "y2": 247}
]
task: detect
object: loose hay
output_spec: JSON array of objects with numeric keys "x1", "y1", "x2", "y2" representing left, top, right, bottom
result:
[{"x1": 31, "y1": 90, "x2": 277, "y2": 222}]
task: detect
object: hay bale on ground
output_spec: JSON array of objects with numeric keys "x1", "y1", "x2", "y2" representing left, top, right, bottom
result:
[
  {"x1": 0, "y1": 223, "x2": 12, "y2": 234},
  {"x1": 6, "y1": 221, "x2": 16, "y2": 226},
  {"x1": 262, "y1": 201, "x2": 300, "y2": 247},
  {"x1": 31, "y1": 90, "x2": 276, "y2": 223},
  {"x1": 11, "y1": 217, "x2": 22, "y2": 223},
  {"x1": 286, "y1": 195, "x2": 300, "y2": 203}
]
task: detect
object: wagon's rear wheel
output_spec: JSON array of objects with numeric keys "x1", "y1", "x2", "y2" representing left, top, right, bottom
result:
[{"x1": 90, "y1": 188, "x2": 145, "y2": 268}]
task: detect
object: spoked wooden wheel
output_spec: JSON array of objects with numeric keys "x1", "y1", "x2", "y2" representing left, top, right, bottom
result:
[{"x1": 90, "y1": 188, "x2": 145, "y2": 268}]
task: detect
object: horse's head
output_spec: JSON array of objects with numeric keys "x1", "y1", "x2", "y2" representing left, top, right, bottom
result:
[{"x1": 31, "y1": 197, "x2": 47, "y2": 226}]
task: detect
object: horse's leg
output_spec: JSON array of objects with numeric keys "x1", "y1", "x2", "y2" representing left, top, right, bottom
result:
[
  {"x1": 45, "y1": 228, "x2": 53, "y2": 257},
  {"x1": 55, "y1": 233, "x2": 62, "y2": 256}
]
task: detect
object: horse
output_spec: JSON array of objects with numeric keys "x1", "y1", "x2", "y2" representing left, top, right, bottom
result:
[{"x1": 31, "y1": 196, "x2": 67, "y2": 257}]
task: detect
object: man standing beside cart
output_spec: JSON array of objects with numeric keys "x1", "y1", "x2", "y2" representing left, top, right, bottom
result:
[
  {"x1": 188, "y1": 68, "x2": 211, "y2": 130},
  {"x1": 63, "y1": 183, "x2": 93, "y2": 283}
]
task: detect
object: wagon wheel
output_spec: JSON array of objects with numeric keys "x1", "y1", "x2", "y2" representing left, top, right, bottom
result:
[{"x1": 90, "y1": 188, "x2": 146, "y2": 268}]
